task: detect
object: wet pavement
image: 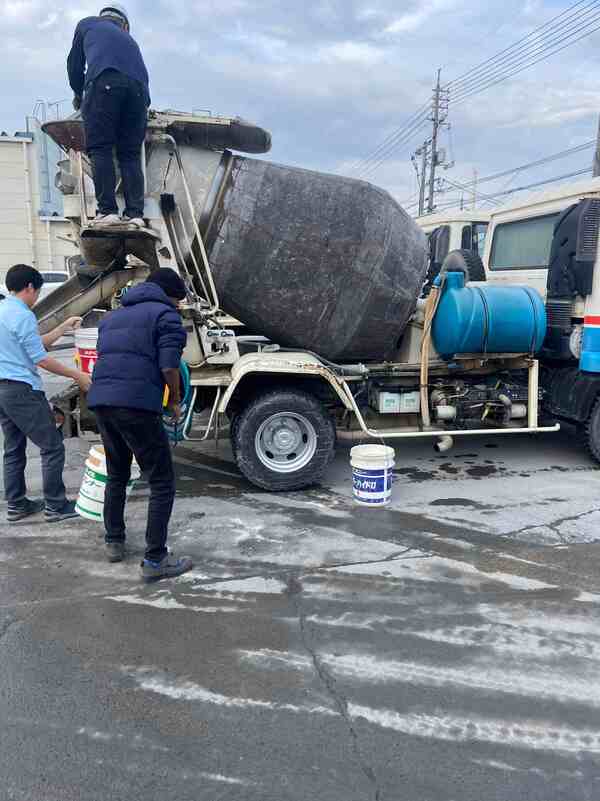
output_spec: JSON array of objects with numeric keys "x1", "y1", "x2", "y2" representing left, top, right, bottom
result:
[{"x1": 2, "y1": 373, "x2": 600, "y2": 800}]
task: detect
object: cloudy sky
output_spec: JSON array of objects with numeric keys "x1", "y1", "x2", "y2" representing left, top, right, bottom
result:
[{"x1": 2, "y1": 0, "x2": 600, "y2": 212}]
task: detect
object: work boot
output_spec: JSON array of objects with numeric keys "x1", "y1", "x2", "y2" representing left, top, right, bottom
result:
[
  {"x1": 7, "y1": 498, "x2": 45, "y2": 523},
  {"x1": 91, "y1": 213, "x2": 121, "y2": 227},
  {"x1": 106, "y1": 542, "x2": 126, "y2": 563},
  {"x1": 123, "y1": 215, "x2": 146, "y2": 229},
  {"x1": 140, "y1": 553, "x2": 193, "y2": 583},
  {"x1": 45, "y1": 500, "x2": 80, "y2": 523}
]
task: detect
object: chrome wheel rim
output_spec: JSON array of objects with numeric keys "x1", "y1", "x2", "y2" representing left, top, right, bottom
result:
[{"x1": 255, "y1": 412, "x2": 317, "y2": 473}]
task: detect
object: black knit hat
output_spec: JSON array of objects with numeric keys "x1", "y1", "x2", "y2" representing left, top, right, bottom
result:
[{"x1": 146, "y1": 268, "x2": 187, "y2": 300}]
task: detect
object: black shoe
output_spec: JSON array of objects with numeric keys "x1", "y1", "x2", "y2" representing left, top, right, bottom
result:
[
  {"x1": 7, "y1": 498, "x2": 45, "y2": 523},
  {"x1": 140, "y1": 554, "x2": 193, "y2": 583},
  {"x1": 45, "y1": 500, "x2": 79, "y2": 523},
  {"x1": 106, "y1": 542, "x2": 126, "y2": 563}
]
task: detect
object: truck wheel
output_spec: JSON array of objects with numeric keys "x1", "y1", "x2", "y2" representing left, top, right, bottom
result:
[
  {"x1": 442, "y1": 249, "x2": 486, "y2": 282},
  {"x1": 233, "y1": 389, "x2": 335, "y2": 491},
  {"x1": 585, "y1": 396, "x2": 600, "y2": 464}
]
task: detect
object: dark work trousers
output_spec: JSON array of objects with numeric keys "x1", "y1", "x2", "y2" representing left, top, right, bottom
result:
[
  {"x1": 0, "y1": 380, "x2": 67, "y2": 509},
  {"x1": 82, "y1": 69, "x2": 148, "y2": 219},
  {"x1": 93, "y1": 407, "x2": 175, "y2": 562}
]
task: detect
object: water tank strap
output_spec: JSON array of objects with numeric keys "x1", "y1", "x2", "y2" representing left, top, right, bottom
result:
[
  {"x1": 473, "y1": 286, "x2": 490, "y2": 354},
  {"x1": 523, "y1": 288, "x2": 540, "y2": 354}
]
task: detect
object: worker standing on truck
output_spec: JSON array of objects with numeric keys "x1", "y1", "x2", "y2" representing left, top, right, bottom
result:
[
  {"x1": 67, "y1": 4, "x2": 149, "y2": 229},
  {"x1": 87, "y1": 268, "x2": 193, "y2": 582},
  {"x1": 0, "y1": 264, "x2": 92, "y2": 523}
]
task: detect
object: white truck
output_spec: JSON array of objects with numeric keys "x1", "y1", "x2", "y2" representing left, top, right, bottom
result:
[
  {"x1": 416, "y1": 210, "x2": 490, "y2": 292},
  {"x1": 38, "y1": 110, "x2": 568, "y2": 492}
]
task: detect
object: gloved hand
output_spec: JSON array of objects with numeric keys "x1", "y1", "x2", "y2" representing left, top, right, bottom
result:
[{"x1": 73, "y1": 95, "x2": 82, "y2": 111}]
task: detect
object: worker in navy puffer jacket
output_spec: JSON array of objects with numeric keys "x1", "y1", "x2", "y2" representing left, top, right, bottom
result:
[{"x1": 88, "y1": 268, "x2": 193, "y2": 582}]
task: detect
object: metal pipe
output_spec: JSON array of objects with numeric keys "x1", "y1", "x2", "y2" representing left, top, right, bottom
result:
[
  {"x1": 22, "y1": 141, "x2": 36, "y2": 266},
  {"x1": 46, "y1": 219, "x2": 53, "y2": 270},
  {"x1": 184, "y1": 387, "x2": 222, "y2": 442},
  {"x1": 340, "y1": 374, "x2": 559, "y2": 440},
  {"x1": 162, "y1": 134, "x2": 220, "y2": 314}
]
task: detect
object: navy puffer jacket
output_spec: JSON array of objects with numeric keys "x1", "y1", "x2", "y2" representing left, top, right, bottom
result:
[{"x1": 88, "y1": 283, "x2": 186, "y2": 413}]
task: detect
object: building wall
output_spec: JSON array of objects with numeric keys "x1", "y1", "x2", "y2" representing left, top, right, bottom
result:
[{"x1": 0, "y1": 130, "x2": 78, "y2": 281}]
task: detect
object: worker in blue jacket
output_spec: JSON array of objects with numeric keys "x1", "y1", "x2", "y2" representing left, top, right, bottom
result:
[
  {"x1": 67, "y1": 4, "x2": 149, "y2": 229},
  {"x1": 88, "y1": 268, "x2": 193, "y2": 582}
]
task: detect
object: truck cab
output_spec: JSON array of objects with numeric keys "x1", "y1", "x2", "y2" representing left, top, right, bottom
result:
[
  {"x1": 481, "y1": 176, "x2": 600, "y2": 298},
  {"x1": 416, "y1": 210, "x2": 490, "y2": 289},
  {"x1": 480, "y1": 176, "x2": 600, "y2": 458}
]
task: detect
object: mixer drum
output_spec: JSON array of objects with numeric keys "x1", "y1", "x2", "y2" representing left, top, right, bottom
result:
[{"x1": 205, "y1": 157, "x2": 427, "y2": 362}]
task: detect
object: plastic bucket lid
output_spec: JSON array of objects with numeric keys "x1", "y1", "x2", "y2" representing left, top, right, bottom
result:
[{"x1": 351, "y1": 444, "x2": 395, "y2": 469}]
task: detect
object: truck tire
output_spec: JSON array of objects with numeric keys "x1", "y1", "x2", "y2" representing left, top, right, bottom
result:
[
  {"x1": 442, "y1": 249, "x2": 486, "y2": 282},
  {"x1": 233, "y1": 389, "x2": 335, "y2": 491},
  {"x1": 422, "y1": 248, "x2": 486, "y2": 296},
  {"x1": 584, "y1": 396, "x2": 600, "y2": 464}
]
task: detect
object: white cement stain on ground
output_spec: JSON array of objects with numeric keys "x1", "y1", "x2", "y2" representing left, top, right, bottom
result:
[
  {"x1": 321, "y1": 652, "x2": 600, "y2": 707},
  {"x1": 198, "y1": 772, "x2": 254, "y2": 786},
  {"x1": 348, "y1": 705, "x2": 600, "y2": 753},
  {"x1": 328, "y1": 553, "x2": 556, "y2": 592},
  {"x1": 130, "y1": 669, "x2": 336, "y2": 717},
  {"x1": 108, "y1": 594, "x2": 241, "y2": 614},
  {"x1": 201, "y1": 577, "x2": 287, "y2": 595}
]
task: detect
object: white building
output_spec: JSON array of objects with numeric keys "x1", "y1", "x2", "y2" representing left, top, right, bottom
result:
[{"x1": 0, "y1": 118, "x2": 79, "y2": 281}]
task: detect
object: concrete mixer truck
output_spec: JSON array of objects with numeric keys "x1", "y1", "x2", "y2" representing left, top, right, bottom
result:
[{"x1": 38, "y1": 109, "x2": 560, "y2": 492}]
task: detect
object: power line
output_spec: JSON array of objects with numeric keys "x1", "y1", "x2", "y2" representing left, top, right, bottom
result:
[
  {"x1": 451, "y1": 141, "x2": 595, "y2": 190},
  {"x1": 448, "y1": 0, "x2": 600, "y2": 96},
  {"x1": 433, "y1": 166, "x2": 594, "y2": 212},
  {"x1": 347, "y1": 0, "x2": 600, "y2": 181},
  {"x1": 346, "y1": 102, "x2": 430, "y2": 176}
]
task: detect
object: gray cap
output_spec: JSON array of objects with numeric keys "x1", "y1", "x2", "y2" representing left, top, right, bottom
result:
[{"x1": 99, "y1": 4, "x2": 129, "y2": 26}]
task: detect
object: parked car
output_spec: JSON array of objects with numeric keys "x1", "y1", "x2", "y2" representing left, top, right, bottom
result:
[{"x1": 0, "y1": 270, "x2": 69, "y2": 302}]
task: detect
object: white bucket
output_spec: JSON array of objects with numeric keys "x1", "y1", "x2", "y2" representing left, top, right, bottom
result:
[
  {"x1": 76, "y1": 445, "x2": 141, "y2": 522},
  {"x1": 75, "y1": 327, "x2": 99, "y2": 375},
  {"x1": 350, "y1": 444, "x2": 395, "y2": 507}
]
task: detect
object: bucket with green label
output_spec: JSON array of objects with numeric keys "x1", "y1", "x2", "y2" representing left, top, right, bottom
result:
[{"x1": 76, "y1": 445, "x2": 140, "y2": 522}]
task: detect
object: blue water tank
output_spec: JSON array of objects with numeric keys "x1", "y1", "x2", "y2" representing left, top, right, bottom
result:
[{"x1": 432, "y1": 272, "x2": 547, "y2": 358}]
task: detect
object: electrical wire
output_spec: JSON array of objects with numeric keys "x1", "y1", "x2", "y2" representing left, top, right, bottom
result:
[
  {"x1": 448, "y1": 0, "x2": 600, "y2": 95},
  {"x1": 347, "y1": 0, "x2": 600, "y2": 180}
]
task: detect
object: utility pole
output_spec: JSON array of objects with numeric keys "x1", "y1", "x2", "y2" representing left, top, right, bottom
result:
[
  {"x1": 472, "y1": 168, "x2": 478, "y2": 210},
  {"x1": 413, "y1": 140, "x2": 430, "y2": 216},
  {"x1": 426, "y1": 69, "x2": 451, "y2": 214},
  {"x1": 594, "y1": 114, "x2": 600, "y2": 177}
]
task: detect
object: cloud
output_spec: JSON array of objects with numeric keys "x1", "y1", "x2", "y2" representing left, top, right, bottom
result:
[
  {"x1": 384, "y1": 0, "x2": 459, "y2": 34},
  {"x1": 0, "y1": 0, "x2": 599, "y2": 214}
]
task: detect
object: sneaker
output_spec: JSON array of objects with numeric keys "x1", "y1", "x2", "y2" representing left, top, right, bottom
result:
[
  {"x1": 45, "y1": 500, "x2": 79, "y2": 523},
  {"x1": 90, "y1": 213, "x2": 121, "y2": 227},
  {"x1": 140, "y1": 554, "x2": 193, "y2": 583},
  {"x1": 106, "y1": 542, "x2": 126, "y2": 563},
  {"x1": 123, "y1": 216, "x2": 146, "y2": 229},
  {"x1": 7, "y1": 498, "x2": 45, "y2": 523}
]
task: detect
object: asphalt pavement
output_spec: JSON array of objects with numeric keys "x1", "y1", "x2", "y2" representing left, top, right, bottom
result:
[{"x1": 1, "y1": 358, "x2": 600, "y2": 800}]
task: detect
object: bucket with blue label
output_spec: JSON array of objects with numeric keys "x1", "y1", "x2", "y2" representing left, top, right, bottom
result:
[{"x1": 350, "y1": 445, "x2": 395, "y2": 507}]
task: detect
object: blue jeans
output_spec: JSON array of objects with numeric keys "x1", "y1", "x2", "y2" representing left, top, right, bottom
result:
[
  {"x1": 82, "y1": 69, "x2": 148, "y2": 218},
  {"x1": 0, "y1": 381, "x2": 67, "y2": 509}
]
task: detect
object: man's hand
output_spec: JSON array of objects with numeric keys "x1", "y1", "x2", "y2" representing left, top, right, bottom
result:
[
  {"x1": 168, "y1": 402, "x2": 182, "y2": 422},
  {"x1": 62, "y1": 317, "x2": 83, "y2": 333},
  {"x1": 76, "y1": 372, "x2": 92, "y2": 393},
  {"x1": 73, "y1": 95, "x2": 82, "y2": 111}
]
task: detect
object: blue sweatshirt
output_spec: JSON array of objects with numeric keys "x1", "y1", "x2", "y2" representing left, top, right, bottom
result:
[{"x1": 67, "y1": 16, "x2": 150, "y2": 101}]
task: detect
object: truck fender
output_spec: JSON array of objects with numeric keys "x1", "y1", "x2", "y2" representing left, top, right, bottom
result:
[{"x1": 218, "y1": 352, "x2": 354, "y2": 415}]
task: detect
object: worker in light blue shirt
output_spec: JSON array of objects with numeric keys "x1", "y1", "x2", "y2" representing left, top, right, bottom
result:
[{"x1": 0, "y1": 264, "x2": 92, "y2": 523}]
